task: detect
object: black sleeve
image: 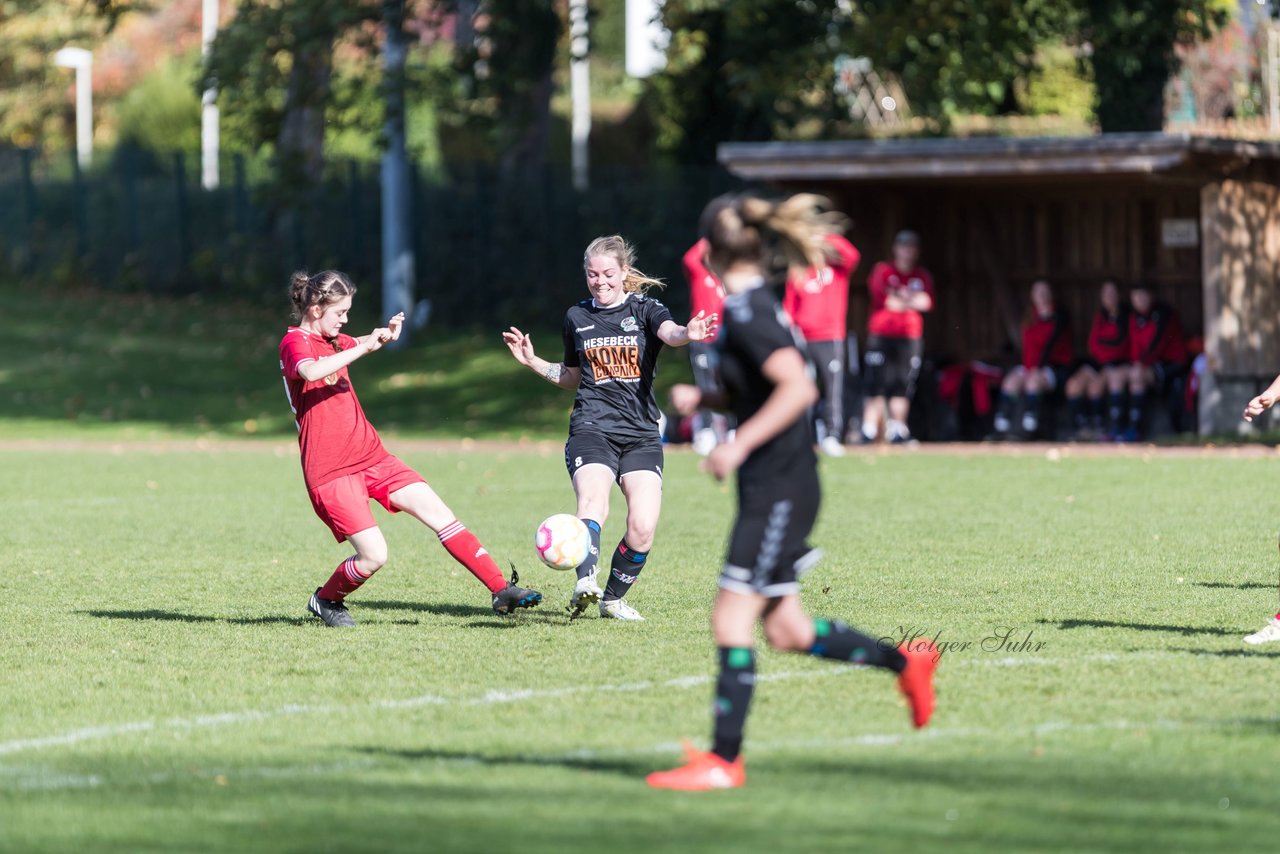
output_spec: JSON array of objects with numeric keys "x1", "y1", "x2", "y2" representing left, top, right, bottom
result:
[
  {"x1": 727, "y1": 299, "x2": 796, "y2": 372},
  {"x1": 643, "y1": 297, "x2": 674, "y2": 336},
  {"x1": 1038, "y1": 308, "x2": 1070, "y2": 366},
  {"x1": 562, "y1": 311, "x2": 579, "y2": 368},
  {"x1": 1143, "y1": 305, "x2": 1172, "y2": 361}
]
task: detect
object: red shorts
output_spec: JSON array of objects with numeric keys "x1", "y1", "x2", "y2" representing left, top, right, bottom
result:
[{"x1": 307, "y1": 454, "x2": 425, "y2": 542}]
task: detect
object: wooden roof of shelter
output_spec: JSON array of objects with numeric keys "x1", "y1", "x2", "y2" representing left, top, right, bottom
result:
[{"x1": 718, "y1": 133, "x2": 1280, "y2": 185}]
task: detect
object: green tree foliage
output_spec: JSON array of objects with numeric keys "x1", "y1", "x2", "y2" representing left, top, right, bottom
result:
[
  {"x1": 201, "y1": 0, "x2": 383, "y2": 198},
  {"x1": 430, "y1": 0, "x2": 563, "y2": 176},
  {"x1": 647, "y1": 1, "x2": 847, "y2": 163},
  {"x1": 116, "y1": 52, "x2": 203, "y2": 153},
  {"x1": 648, "y1": 0, "x2": 1067, "y2": 162},
  {"x1": 1082, "y1": 0, "x2": 1231, "y2": 131},
  {"x1": 0, "y1": 3, "x2": 107, "y2": 149},
  {"x1": 647, "y1": 0, "x2": 1233, "y2": 155}
]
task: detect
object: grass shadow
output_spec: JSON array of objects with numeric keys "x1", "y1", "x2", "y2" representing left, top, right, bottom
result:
[
  {"x1": 84, "y1": 608, "x2": 319, "y2": 627},
  {"x1": 359, "y1": 600, "x2": 568, "y2": 627},
  {"x1": 1171, "y1": 647, "x2": 1280, "y2": 658},
  {"x1": 1192, "y1": 581, "x2": 1276, "y2": 590},
  {"x1": 356, "y1": 600, "x2": 494, "y2": 618},
  {"x1": 355, "y1": 745, "x2": 651, "y2": 778},
  {"x1": 1039, "y1": 618, "x2": 1239, "y2": 636}
]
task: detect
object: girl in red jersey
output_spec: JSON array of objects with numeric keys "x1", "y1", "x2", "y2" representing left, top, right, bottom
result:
[
  {"x1": 280, "y1": 270, "x2": 542, "y2": 627},
  {"x1": 783, "y1": 232, "x2": 861, "y2": 456},
  {"x1": 1122, "y1": 284, "x2": 1188, "y2": 441},
  {"x1": 503, "y1": 236, "x2": 718, "y2": 621},
  {"x1": 1063, "y1": 279, "x2": 1129, "y2": 440},
  {"x1": 992, "y1": 279, "x2": 1074, "y2": 440},
  {"x1": 648, "y1": 193, "x2": 935, "y2": 791}
]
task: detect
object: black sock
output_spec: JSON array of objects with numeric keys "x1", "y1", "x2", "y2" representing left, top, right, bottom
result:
[
  {"x1": 1129, "y1": 393, "x2": 1145, "y2": 432},
  {"x1": 809, "y1": 618, "x2": 906, "y2": 672},
  {"x1": 1068, "y1": 396, "x2": 1085, "y2": 430},
  {"x1": 994, "y1": 392, "x2": 1014, "y2": 432},
  {"x1": 1088, "y1": 396, "x2": 1104, "y2": 430},
  {"x1": 1023, "y1": 392, "x2": 1041, "y2": 427},
  {"x1": 574, "y1": 519, "x2": 601, "y2": 581},
  {"x1": 1107, "y1": 392, "x2": 1125, "y2": 430},
  {"x1": 711, "y1": 646, "x2": 755, "y2": 762},
  {"x1": 604, "y1": 539, "x2": 647, "y2": 600}
]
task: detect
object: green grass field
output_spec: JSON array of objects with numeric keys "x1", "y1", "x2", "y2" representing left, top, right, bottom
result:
[{"x1": 2, "y1": 442, "x2": 1278, "y2": 852}]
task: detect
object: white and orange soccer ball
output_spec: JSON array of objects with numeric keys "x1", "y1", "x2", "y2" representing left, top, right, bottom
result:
[{"x1": 535, "y1": 514, "x2": 591, "y2": 570}]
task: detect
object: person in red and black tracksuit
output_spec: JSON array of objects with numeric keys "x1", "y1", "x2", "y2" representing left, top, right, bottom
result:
[
  {"x1": 1063, "y1": 279, "x2": 1129, "y2": 439},
  {"x1": 1123, "y1": 284, "x2": 1187, "y2": 441},
  {"x1": 860, "y1": 230, "x2": 934, "y2": 444},
  {"x1": 783, "y1": 232, "x2": 861, "y2": 456},
  {"x1": 992, "y1": 280, "x2": 1073, "y2": 439}
]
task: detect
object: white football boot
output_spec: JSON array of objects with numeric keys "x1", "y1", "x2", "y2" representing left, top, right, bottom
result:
[
  {"x1": 599, "y1": 598, "x2": 646, "y2": 621},
  {"x1": 819, "y1": 435, "x2": 846, "y2": 457},
  {"x1": 569, "y1": 570, "x2": 602, "y2": 619},
  {"x1": 1243, "y1": 616, "x2": 1280, "y2": 645}
]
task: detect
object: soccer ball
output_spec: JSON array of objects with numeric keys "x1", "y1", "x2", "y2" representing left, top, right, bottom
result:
[{"x1": 535, "y1": 514, "x2": 591, "y2": 570}]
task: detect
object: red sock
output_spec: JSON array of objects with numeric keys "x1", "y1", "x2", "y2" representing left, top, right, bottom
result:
[
  {"x1": 438, "y1": 520, "x2": 507, "y2": 594},
  {"x1": 317, "y1": 555, "x2": 370, "y2": 601}
]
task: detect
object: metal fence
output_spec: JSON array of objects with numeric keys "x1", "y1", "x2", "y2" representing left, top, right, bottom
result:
[{"x1": 0, "y1": 146, "x2": 739, "y2": 324}]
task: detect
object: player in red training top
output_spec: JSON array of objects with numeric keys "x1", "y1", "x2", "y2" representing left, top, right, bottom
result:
[
  {"x1": 992, "y1": 280, "x2": 1073, "y2": 440},
  {"x1": 860, "y1": 230, "x2": 934, "y2": 444},
  {"x1": 783, "y1": 232, "x2": 860, "y2": 457},
  {"x1": 1063, "y1": 279, "x2": 1129, "y2": 440},
  {"x1": 683, "y1": 238, "x2": 730, "y2": 455},
  {"x1": 1121, "y1": 283, "x2": 1187, "y2": 442},
  {"x1": 1240, "y1": 377, "x2": 1280, "y2": 645},
  {"x1": 280, "y1": 270, "x2": 542, "y2": 627}
]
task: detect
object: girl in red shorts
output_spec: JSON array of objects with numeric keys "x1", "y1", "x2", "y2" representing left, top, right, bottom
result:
[{"x1": 280, "y1": 270, "x2": 542, "y2": 627}]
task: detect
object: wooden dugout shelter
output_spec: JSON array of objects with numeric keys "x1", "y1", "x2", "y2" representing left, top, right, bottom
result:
[{"x1": 717, "y1": 133, "x2": 1280, "y2": 435}]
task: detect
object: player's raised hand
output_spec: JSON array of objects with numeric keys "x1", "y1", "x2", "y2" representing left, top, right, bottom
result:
[
  {"x1": 1243, "y1": 392, "x2": 1275, "y2": 422},
  {"x1": 686, "y1": 310, "x2": 719, "y2": 342},
  {"x1": 502, "y1": 327, "x2": 536, "y2": 366},
  {"x1": 386, "y1": 312, "x2": 405, "y2": 342},
  {"x1": 669, "y1": 383, "x2": 703, "y2": 417},
  {"x1": 365, "y1": 326, "x2": 392, "y2": 352}
]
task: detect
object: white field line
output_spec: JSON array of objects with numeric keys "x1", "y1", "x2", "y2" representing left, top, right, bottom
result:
[{"x1": 0, "y1": 649, "x2": 1195, "y2": 760}]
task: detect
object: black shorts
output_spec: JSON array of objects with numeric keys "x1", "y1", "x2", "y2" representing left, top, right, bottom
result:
[
  {"x1": 720, "y1": 469, "x2": 822, "y2": 599},
  {"x1": 863, "y1": 335, "x2": 923, "y2": 398},
  {"x1": 565, "y1": 431, "x2": 664, "y2": 483}
]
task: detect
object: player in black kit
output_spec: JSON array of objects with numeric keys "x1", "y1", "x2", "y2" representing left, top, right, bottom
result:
[
  {"x1": 648, "y1": 194, "x2": 938, "y2": 791},
  {"x1": 503, "y1": 236, "x2": 718, "y2": 620}
]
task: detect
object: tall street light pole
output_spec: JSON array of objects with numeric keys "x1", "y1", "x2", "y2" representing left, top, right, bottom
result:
[
  {"x1": 201, "y1": 0, "x2": 220, "y2": 190},
  {"x1": 53, "y1": 47, "x2": 93, "y2": 169}
]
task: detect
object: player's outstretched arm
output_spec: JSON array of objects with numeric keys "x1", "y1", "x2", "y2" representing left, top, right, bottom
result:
[
  {"x1": 657, "y1": 311, "x2": 719, "y2": 348},
  {"x1": 297, "y1": 315, "x2": 404, "y2": 383},
  {"x1": 670, "y1": 383, "x2": 728, "y2": 415},
  {"x1": 1243, "y1": 372, "x2": 1280, "y2": 421},
  {"x1": 502, "y1": 327, "x2": 581, "y2": 389}
]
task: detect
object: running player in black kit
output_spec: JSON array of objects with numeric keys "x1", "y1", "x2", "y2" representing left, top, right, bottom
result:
[
  {"x1": 649, "y1": 194, "x2": 938, "y2": 791},
  {"x1": 503, "y1": 235, "x2": 718, "y2": 621}
]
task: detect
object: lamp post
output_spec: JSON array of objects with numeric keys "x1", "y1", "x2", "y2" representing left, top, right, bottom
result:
[
  {"x1": 201, "y1": 0, "x2": 219, "y2": 190},
  {"x1": 53, "y1": 47, "x2": 93, "y2": 169}
]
